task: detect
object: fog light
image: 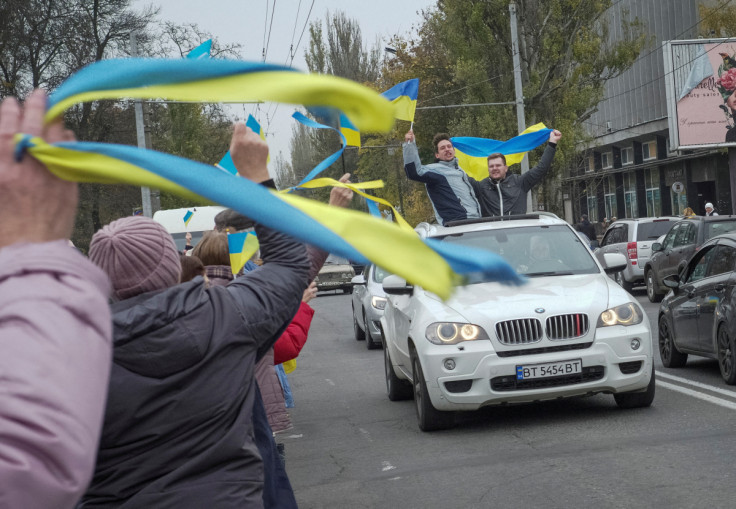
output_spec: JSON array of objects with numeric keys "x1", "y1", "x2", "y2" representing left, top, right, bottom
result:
[
  {"x1": 443, "y1": 358, "x2": 456, "y2": 370},
  {"x1": 630, "y1": 338, "x2": 641, "y2": 350}
]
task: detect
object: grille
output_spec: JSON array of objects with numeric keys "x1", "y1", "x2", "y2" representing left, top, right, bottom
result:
[
  {"x1": 619, "y1": 361, "x2": 642, "y2": 374},
  {"x1": 490, "y1": 366, "x2": 605, "y2": 392},
  {"x1": 495, "y1": 318, "x2": 543, "y2": 345},
  {"x1": 496, "y1": 342, "x2": 593, "y2": 358},
  {"x1": 546, "y1": 314, "x2": 590, "y2": 340},
  {"x1": 444, "y1": 379, "x2": 473, "y2": 393}
]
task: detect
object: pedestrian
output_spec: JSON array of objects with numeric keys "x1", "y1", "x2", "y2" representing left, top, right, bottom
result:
[
  {"x1": 403, "y1": 130, "x2": 482, "y2": 225},
  {"x1": 705, "y1": 202, "x2": 719, "y2": 216},
  {"x1": 78, "y1": 124, "x2": 311, "y2": 508},
  {"x1": 470, "y1": 130, "x2": 562, "y2": 216},
  {"x1": 0, "y1": 89, "x2": 113, "y2": 508},
  {"x1": 577, "y1": 214, "x2": 598, "y2": 248}
]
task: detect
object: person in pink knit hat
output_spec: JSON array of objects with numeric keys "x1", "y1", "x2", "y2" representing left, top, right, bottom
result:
[{"x1": 0, "y1": 90, "x2": 112, "y2": 509}]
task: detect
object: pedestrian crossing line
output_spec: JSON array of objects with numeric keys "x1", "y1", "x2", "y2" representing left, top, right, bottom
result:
[
  {"x1": 656, "y1": 380, "x2": 736, "y2": 411},
  {"x1": 656, "y1": 370, "x2": 736, "y2": 399}
]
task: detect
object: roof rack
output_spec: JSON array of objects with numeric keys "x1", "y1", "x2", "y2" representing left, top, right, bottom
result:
[{"x1": 445, "y1": 212, "x2": 559, "y2": 227}]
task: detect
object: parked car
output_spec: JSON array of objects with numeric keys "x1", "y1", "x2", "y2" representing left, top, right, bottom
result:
[
  {"x1": 658, "y1": 233, "x2": 736, "y2": 384},
  {"x1": 594, "y1": 217, "x2": 678, "y2": 292},
  {"x1": 380, "y1": 213, "x2": 655, "y2": 431},
  {"x1": 351, "y1": 264, "x2": 390, "y2": 350},
  {"x1": 645, "y1": 215, "x2": 736, "y2": 302},
  {"x1": 314, "y1": 254, "x2": 355, "y2": 293}
]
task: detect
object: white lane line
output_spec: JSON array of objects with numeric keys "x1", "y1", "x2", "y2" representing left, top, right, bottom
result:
[
  {"x1": 381, "y1": 461, "x2": 396, "y2": 472},
  {"x1": 325, "y1": 378, "x2": 335, "y2": 386},
  {"x1": 656, "y1": 380, "x2": 736, "y2": 411},
  {"x1": 656, "y1": 370, "x2": 736, "y2": 399}
]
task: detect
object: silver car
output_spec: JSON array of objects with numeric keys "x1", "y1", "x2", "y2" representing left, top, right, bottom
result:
[{"x1": 351, "y1": 264, "x2": 390, "y2": 349}]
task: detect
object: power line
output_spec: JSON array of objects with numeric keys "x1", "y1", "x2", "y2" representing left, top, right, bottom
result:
[{"x1": 263, "y1": 0, "x2": 277, "y2": 61}]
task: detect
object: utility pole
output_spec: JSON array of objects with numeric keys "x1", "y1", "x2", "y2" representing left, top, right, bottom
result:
[
  {"x1": 130, "y1": 32, "x2": 160, "y2": 217},
  {"x1": 509, "y1": 2, "x2": 532, "y2": 212}
]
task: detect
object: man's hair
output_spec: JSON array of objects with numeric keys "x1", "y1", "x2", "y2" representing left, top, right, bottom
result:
[
  {"x1": 214, "y1": 208, "x2": 254, "y2": 232},
  {"x1": 487, "y1": 152, "x2": 507, "y2": 165},
  {"x1": 433, "y1": 133, "x2": 451, "y2": 153},
  {"x1": 192, "y1": 230, "x2": 230, "y2": 267}
]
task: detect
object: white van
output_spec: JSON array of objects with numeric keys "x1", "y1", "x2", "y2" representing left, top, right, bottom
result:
[{"x1": 152, "y1": 206, "x2": 226, "y2": 251}]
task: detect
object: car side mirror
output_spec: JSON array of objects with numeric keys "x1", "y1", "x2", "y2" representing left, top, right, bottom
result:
[
  {"x1": 602, "y1": 252, "x2": 627, "y2": 274},
  {"x1": 663, "y1": 274, "x2": 681, "y2": 289},
  {"x1": 351, "y1": 274, "x2": 366, "y2": 285},
  {"x1": 652, "y1": 242, "x2": 662, "y2": 252},
  {"x1": 382, "y1": 274, "x2": 414, "y2": 295}
]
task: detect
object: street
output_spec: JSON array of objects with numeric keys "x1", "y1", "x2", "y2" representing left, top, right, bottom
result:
[{"x1": 285, "y1": 289, "x2": 736, "y2": 509}]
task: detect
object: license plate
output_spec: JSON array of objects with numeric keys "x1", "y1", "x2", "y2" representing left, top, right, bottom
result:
[{"x1": 516, "y1": 359, "x2": 582, "y2": 380}]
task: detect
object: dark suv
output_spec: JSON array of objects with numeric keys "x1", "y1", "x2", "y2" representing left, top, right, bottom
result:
[{"x1": 644, "y1": 215, "x2": 736, "y2": 302}]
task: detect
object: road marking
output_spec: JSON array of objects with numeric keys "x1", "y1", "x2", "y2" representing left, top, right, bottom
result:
[
  {"x1": 325, "y1": 378, "x2": 335, "y2": 386},
  {"x1": 656, "y1": 380, "x2": 736, "y2": 411},
  {"x1": 286, "y1": 434, "x2": 303, "y2": 439},
  {"x1": 359, "y1": 428, "x2": 373, "y2": 442},
  {"x1": 656, "y1": 370, "x2": 736, "y2": 399},
  {"x1": 382, "y1": 461, "x2": 396, "y2": 472}
]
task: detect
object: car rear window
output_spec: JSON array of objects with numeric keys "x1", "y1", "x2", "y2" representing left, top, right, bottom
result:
[
  {"x1": 705, "y1": 220, "x2": 736, "y2": 240},
  {"x1": 636, "y1": 220, "x2": 675, "y2": 241}
]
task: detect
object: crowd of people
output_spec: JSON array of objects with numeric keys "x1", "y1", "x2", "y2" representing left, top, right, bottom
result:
[{"x1": 0, "y1": 89, "x2": 353, "y2": 508}]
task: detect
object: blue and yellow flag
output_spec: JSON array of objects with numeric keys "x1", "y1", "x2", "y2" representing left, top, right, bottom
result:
[
  {"x1": 183, "y1": 210, "x2": 194, "y2": 227},
  {"x1": 339, "y1": 113, "x2": 361, "y2": 148},
  {"x1": 216, "y1": 151, "x2": 237, "y2": 175},
  {"x1": 381, "y1": 78, "x2": 419, "y2": 122},
  {"x1": 452, "y1": 124, "x2": 551, "y2": 181},
  {"x1": 187, "y1": 39, "x2": 212, "y2": 60},
  {"x1": 228, "y1": 231, "x2": 259, "y2": 274}
]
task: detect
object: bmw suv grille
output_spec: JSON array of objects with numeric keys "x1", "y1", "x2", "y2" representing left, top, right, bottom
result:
[
  {"x1": 495, "y1": 318, "x2": 543, "y2": 345},
  {"x1": 545, "y1": 313, "x2": 590, "y2": 340}
]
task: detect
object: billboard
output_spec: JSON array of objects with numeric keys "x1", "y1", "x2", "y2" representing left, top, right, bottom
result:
[{"x1": 664, "y1": 38, "x2": 736, "y2": 150}]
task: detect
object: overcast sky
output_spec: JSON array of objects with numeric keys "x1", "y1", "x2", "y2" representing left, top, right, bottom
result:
[{"x1": 133, "y1": 0, "x2": 435, "y2": 173}]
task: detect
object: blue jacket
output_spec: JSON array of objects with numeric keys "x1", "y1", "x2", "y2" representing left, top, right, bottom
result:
[{"x1": 403, "y1": 142, "x2": 481, "y2": 225}]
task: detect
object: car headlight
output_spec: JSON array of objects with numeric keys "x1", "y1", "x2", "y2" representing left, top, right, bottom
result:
[
  {"x1": 426, "y1": 322, "x2": 490, "y2": 345},
  {"x1": 371, "y1": 296, "x2": 387, "y2": 310},
  {"x1": 342, "y1": 272, "x2": 351, "y2": 278},
  {"x1": 597, "y1": 303, "x2": 643, "y2": 327}
]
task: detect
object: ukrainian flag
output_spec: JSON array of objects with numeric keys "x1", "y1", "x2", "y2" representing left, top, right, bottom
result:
[
  {"x1": 228, "y1": 231, "x2": 259, "y2": 275},
  {"x1": 453, "y1": 124, "x2": 551, "y2": 181},
  {"x1": 215, "y1": 151, "x2": 237, "y2": 175},
  {"x1": 381, "y1": 78, "x2": 419, "y2": 122},
  {"x1": 186, "y1": 39, "x2": 212, "y2": 60},
  {"x1": 246, "y1": 115, "x2": 270, "y2": 162},
  {"x1": 183, "y1": 210, "x2": 194, "y2": 227},
  {"x1": 339, "y1": 113, "x2": 361, "y2": 148}
]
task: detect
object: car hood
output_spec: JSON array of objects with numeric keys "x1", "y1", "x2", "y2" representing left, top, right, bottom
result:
[{"x1": 426, "y1": 273, "x2": 620, "y2": 323}]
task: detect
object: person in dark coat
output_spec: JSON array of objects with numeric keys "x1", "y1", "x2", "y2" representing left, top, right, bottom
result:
[
  {"x1": 577, "y1": 214, "x2": 598, "y2": 248},
  {"x1": 79, "y1": 124, "x2": 310, "y2": 508}
]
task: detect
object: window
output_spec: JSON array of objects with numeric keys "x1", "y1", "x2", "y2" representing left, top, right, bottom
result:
[
  {"x1": 645, "y1": 168, "x2": 661, "y2": 217},
  {"x1": 586, "y1": 181, "x2": 598, "y2": 222},
  {"x1": 674, "y1": 223, "x2": 695, "y2": 248},
  {"x1": 685, "y1": 246, "x2": 717, "y2": 284},
  {"x1": 623, "y1": 172, "x2": 637, "y2": 218},
  {"x1": 621, "y1": 146, "x2": 633, "y2": 166},
  {"x1": 661, "y1": 224, "x2": 679, "y2": 250},
  {"x1": 587, "y1": 155, "x2": 595, "y2": 173},
  {"x1": 706, "y1": 245, "x2": 736, "y2": 278},
  {"x1": 601, "y1": 152, "x2": 613, "y2": 169},
  {"x1": 604, "y1": 176, "x2": 617, "y2": 220},
  {"x1": 642, "y1": 140, "x2": 657, "y2": 161}
]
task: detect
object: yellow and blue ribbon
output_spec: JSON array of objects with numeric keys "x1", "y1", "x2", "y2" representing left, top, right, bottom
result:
[
  {"x1": 187, "y1": 40, "x2": 212, "y2": 60},
  {"x1": 339, "y1": 113, "x2": 361, "y2": 148}
]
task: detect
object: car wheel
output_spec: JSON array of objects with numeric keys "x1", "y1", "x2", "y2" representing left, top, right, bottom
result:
[
  {"x1": 352, "y1": 304, "x2": 365, "y2": 341},
  {"x1": 614, "y1": 270, "x2": 633, "y2": 292},
  {"x1": 343, "y1": 288, "x2": 351, "y2": 294},
  {"x1": 411, "y1": 351, "x2": 454, "y2": 431},
  {"x1": 646, "y1": 269, "x2": 663, "y2": 303},
  {"x1": 717, "y1": 324, "x2": 736, "y2": 385},
  {"x1": 614, "y1": 366, "x2": 655, "y2": 408},
  {"x1": 658, "y1": 316, "x2": 687, "y2": 368},
  {"x1": 365, "y1": 311, "x2": 380, "y2": 350},
  {"x1": 384, "y1": 343, "x2": 413, "y2": 401}
]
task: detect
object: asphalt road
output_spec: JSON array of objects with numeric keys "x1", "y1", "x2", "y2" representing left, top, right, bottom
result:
[{"x1": 284, "y1": 289, "x2": 736, "y2": 509}]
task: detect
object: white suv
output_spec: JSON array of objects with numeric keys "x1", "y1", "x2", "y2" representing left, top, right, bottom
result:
[{"x1": 380, "y1": 213, "x2": 655, "y2": 431}]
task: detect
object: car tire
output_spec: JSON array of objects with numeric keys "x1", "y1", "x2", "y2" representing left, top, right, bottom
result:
[
  {"x1": 614, "y1": 270, "x2": 633, "y2": 292},
  {"x1": 717, "y1": 324, "x2": 736, "y2": 385},
  {"x1": 365, "y1": 311, "x2": 380, "y2": 350},
  {"x1": 343, "y1": 288, "x2": 351, "y2": 294},
  {"x1": 646, "y1": 268, "x2": 664, "y2": 303},
  {"x1": 352, "y1": 304, "x2": 365, "y2": 341},
  {"x1": 614, "y1": 367, "x2": 655, "y2": 409},
  {"x1": 411, "y1": 351, "x2": 455, "y2": 431},
  {"x1": 384, "y1": 343, "x2": 413, "y2": 401},
  {"x1": 658, "y1": 316, "x2": 687, "y2": 368}
]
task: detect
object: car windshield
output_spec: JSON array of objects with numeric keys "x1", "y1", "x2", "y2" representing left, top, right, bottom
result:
[
  {"x1": 325, "y1": 254, "x2": 350, "y2": 265},
  {"x1": 706, "y1": 220, "x2": 736, "y2": 240},
  {"x1": 436, "y1": 224, "x2": 600, "y2": 279},
  {"x1": 636, "y1": 220, "x2": 675, "y2": 241},
  {"x1": 373, "y1": 266, "x2": 390, "y2": 283}
]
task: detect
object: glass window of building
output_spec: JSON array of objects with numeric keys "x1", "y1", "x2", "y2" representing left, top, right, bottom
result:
[
  {"x1": 586, "y1": 181, "x2": 598, "y2": 222},
  {"x1": 642, "y1": 140, "x2": 657, "y2": 161},
  {"x1": 587, "y1": 155, "x2": 595, "y2": 173},
  {"x1": 621, "y1": 146, "x2": 633, "y2": 165},
  {"x1": 645, "y1": 167, "x2": 661, "y2": 217},
  {"x1": 601, "y1": 152, "x2": 613, "y2": 169},
  {"x1": 623, "y1": 172, "x2": 637, "y2": 218},
  {"x1": 604, "y1": 175, "x2": 617, "y2": 219}
]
